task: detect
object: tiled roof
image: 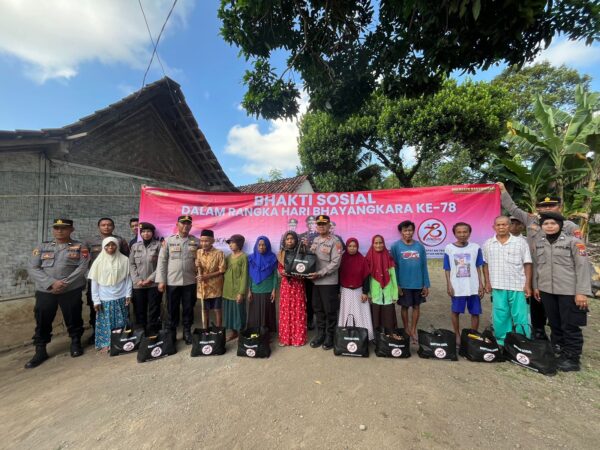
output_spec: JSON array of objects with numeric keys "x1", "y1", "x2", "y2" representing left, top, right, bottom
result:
[{"x1": 238, "y1": 175, "x2": 310, "y2": 193}]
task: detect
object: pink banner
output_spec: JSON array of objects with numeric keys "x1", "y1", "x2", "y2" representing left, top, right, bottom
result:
[{"x1": 139, "y1": 184, "x2": 500, "y2": 258}]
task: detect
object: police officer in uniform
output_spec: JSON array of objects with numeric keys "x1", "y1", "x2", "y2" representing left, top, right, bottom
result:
[
  {"x1": 129, "y1": 222, "x2": 162, "y2": 334},
  {"x1": 307, "y1": 215, "x2": 343, "y2": 350},
  {"x1": 156, "y1": 215, "x2": 198, "y2": 344},
  {"x1": 498, "y1": 182, "x2": 581, "y2": 340},
  {"x1": 532, "y1": 212, "x2": 591, "y2": 372},
  {"x1": 26, "y1": 219, "x2": 90, "y2": 368},
  {"x1": 84, "y1": 217, "x2": 130, "y2": 344}
]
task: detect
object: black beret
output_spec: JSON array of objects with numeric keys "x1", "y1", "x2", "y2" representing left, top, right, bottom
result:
[
  {"x1": 139, "y1": 222, "x2": 156, "y2": 232},
  {"x1": 201, "y1": 229, "x2": 214, "y2": 238}
]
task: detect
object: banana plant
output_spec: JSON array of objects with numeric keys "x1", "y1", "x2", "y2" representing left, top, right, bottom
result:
[{"x1": 506, "y1": 85, "x2": 600, "y2": 237}]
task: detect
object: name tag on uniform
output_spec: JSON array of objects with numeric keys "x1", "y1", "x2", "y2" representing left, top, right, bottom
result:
[
  {"x1": 67, "y1": 252, "x2": 80, "y2": 259},
  {"x1": 320, "y1": 245, "x2": 331, "y2": 254},
  {"x1": 170, "y1": 244, "x2": 181, "y2": 252},
  {"x1": 41, "y1": 252, "x2": 54, "y2": 260}
]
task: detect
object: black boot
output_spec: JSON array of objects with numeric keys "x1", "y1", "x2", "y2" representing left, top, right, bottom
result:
[
  {"x1": 310, "y1": 331, "x2": 325, "y2": 348},
  {"x1": 322, "y1": 335, "x2": 334, "y2": 350},
  {"x1": 553, "y1": 344, "x2": 562, "y2": 358},
  {"x1": 557, "y1": 354, "x2": 580, "y2": 372},
  {"x1": 70, "y1": 337, "x2": 84, "y2": 357},
  {"x1": 86, "y1": 330, "x2": 95, "y2": 346},
  {"x1": 307, "y1": 316, "x2": 315, "y2": 331},
  {"x1": 183, "y1": 328, "x2": 193, "y2": 345},
  {"x1": 25, "y1": 345, "x2": 49, "y2": 369}
]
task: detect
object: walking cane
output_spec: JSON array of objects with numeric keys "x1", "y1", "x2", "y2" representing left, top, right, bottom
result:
[{"x1": 198, "y1": 252, "x2": 206, "y2": 329}]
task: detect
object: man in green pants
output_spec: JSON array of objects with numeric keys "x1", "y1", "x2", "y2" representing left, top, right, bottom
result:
[{"x1": 482, "y1": 216, "x2": 533, "y2": 345}]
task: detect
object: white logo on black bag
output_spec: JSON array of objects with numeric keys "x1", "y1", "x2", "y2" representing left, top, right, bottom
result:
[
  {"x1": 151, "y1": 347, "x2": 163, "y2": 358},
  {"x1": 246, "y1": 348, "x2": 256, "y2": 357},
  {"x1": 483, "y1": 352, "x2": 496, "y2": 362},
  {"x1": 123, "y1": 342, "x2": 135, "y2": 352},
  {"x1": 202, "y1": 345, "x2": 213, "y2": 355},
  {"x1": 434, "y1": 348, "x2": 447, "y2": 359},
  {"x1": 295, "y1": 263, "x2": 306, "y2": 273},
  {"x1": 391, "y1": 348, "x2": 403, "y2": 358},
  {"x1": 346, "y1": 342, "x2": 358, "y2": 353},
  {"x1": 516, "y1": 352, "x2": 530, "y2": 365}
]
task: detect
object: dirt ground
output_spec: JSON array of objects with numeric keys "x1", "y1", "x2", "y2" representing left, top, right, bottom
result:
[{"x1": 1, "y1": 260, "x2": 599, "y2": 450}]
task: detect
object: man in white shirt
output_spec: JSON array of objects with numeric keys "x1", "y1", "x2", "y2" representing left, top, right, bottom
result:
[{"x1": 483, "y1": 216, "x2": 532, "y2": 345}]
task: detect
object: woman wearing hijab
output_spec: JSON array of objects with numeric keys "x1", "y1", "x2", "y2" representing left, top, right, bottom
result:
[
  {"x1": 129, "y1": 222, "x2": 162, "y2": 334},
  {"x1": 89, "y1": 237, "x2": 132, "y2": 353},
  {"x1": 277, "y1": 231, "x2": 307, "y2": 346},
  {"x1": 338, "y1": 237, "x2": 373, "y2": 340},
  {"x1": 365, "y1": 235, "x2": 399, "y2": 331},
  {"x1": 532, "y1": 212, "x2": 592, "y2": 372},
  {"x1": 247, "y1": 236, "x2": 279, "y2": 333}
]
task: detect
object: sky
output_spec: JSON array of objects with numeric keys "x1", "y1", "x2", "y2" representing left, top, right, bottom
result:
[{"x1": 1, "y1": 0, "x2": 599, "y2": 187}]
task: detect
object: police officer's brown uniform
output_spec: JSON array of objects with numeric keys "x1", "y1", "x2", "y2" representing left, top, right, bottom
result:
[
  {"x1": 84, "y1": 230, "x2": 129, "y2": 340},
  {"x1": 129, "y1": 222, "x2": 162, "y2": 333},
  {"x1": 308, "y1": 215, "x2": 343, "y2": 349},
  {"x1": 155, "y1": 216, "x2": 198, "y2": 342},
  {"x1": 26, "y1": 219, "x2": 90, "y2": 368},
  {"x1": 532, "y1": 213, "x2": 592, "y2": 372},
  {"x1": 502, "y1": 191, "x2": 581, "y2": 338}
]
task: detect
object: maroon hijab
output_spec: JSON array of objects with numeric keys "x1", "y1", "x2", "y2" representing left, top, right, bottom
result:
[
  {"x1": 365, "y1": 235, "x2": 395, "y2": 287},
  {"x1": 339, "y1": 238, "x2": 370, "y2": 289}
]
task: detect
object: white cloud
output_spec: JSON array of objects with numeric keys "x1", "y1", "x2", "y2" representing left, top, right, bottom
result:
[
  {"x1": 532, "y1": 39, "x2": 600, "y2": 68},
  {"x1": 225, "y1": 93, "x2": 309, "y2": 177},
  {"x1": 0, "y1": 0, "x2": 193, "y2": 83}
]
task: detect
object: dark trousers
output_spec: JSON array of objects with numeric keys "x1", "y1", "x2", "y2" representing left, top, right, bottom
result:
[
  {"x1": 305, "y1": 279, "x2": 314, "y2": 323},
  {"x1": 85, "y1": 280, "x2": 96, "y2": 329},
  {"x1": 530, "y1": 295, "x2": 547, "y2": 330},
  {"x1": 312, "y1": 284, "x2": 340, "y2": 338},
  {"x1": 166, "y1": 284, "x2": 196, "y2": 331},
  {"x1": 33, "y1": 288, "x2": 84, "y2": 345},
  {"x1": 540, "y1": 291, "x2": 587, "y2": 359},
  {"x1": 132, "y1": 287, "x2": 162, "y2": 330}
]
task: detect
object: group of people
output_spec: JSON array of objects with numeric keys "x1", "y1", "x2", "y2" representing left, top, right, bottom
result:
[{"x1": 25, "y1": 183, "x2": 592, "y2": 372}]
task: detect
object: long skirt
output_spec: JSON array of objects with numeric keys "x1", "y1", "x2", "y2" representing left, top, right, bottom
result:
[
  {"x1": 95, "y1": 297, "x2": 128, "y2": 349},
  {"x1": 338, "y1": 287, "x2": 374, "y2": 340},
  {"x1": 223, "y1": 298, "x2": 247, "y2": 332},
  {"x1": 279, "y1": 277, "x2": 307, "y2": 346},
  {"x1": 371, "y1": 303, "x2": 398, "y2": 332},
  {"x1": 247, "y1": 292, "x2": 277, "y2": 333}
]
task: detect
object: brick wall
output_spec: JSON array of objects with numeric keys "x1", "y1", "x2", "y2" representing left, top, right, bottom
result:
[{"x1": 0, "y1": 151, "x2": 189, "y2": 299}]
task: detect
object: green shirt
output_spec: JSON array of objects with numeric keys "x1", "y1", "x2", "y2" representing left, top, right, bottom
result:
[
  {"x1": 250, "y1": 270, "x2": 279, "y2": 293},
  {"x1": 222, "y1": 253, "x2": 248, "y2": 300},
  {"x1": 369, "y1": 268, "x2": 398, "y2": 305}
]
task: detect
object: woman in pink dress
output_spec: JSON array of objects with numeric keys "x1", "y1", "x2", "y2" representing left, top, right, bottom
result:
[{"x1": 277, "y1": 231, "x2": 307, "y2": 346}]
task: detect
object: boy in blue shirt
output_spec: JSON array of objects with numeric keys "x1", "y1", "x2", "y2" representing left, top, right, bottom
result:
[
  {"x1": 390, "y1": 220, "x2": 430, "y2": 343},
  {"x1": 443, "y1": 222, "x2": 485, "y2": 346}
]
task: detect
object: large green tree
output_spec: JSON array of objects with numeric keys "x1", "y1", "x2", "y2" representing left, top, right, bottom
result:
[
  {"x1": 492, "y1": 62, "x2": 592, "y2": 129},
  {"x1": 299, "y1": 79, "x2": 513, "y2": 191},
  {"x1": 219, "y1": 0, "x2": 599, "y2": 119}
]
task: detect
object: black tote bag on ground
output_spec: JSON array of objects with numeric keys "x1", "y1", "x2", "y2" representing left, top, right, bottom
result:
[
  {"x1": 503, "y1": 325, "x2": 557, "y2": 376},
  {"x1": 190, "y1": 326, "x2": 226, "y2": 357},
  {"x1": 459, "y1": 328, "x2": 503, "y2": 363},
  {"x1": 374, "y1": 327, "x2": 411, "y2": 358},
  {"x1": 137, "y1": 329, "x2": 177, "y2": 363},
  {"x1": 417, "y1": 328, "x2": 458, "y2": 361},
  {"x1": 110, "y1": 325, "x2": 145, "y2": 356},
  {"x1": 237, "y1": 327, "x2": 271, "y2": 358},
  {"x1": 287, "y1": 244, "x2": 317, "y2": 277},
  {"x1": 334, "y1": 315, "x2": 369, "y2": 357}
]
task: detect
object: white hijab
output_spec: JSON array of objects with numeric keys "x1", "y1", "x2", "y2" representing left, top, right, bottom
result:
[{"x1": 88, "y1": 237, "x2": 129, "y2": 286}]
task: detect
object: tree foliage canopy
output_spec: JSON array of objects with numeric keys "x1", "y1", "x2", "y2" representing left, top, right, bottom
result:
[
  {"x1": 219, "y1": 0, "x2": 599, "y2": 119},
  {"x1": 299, "y1": 79, "x2": 513, "y2": 191}
]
